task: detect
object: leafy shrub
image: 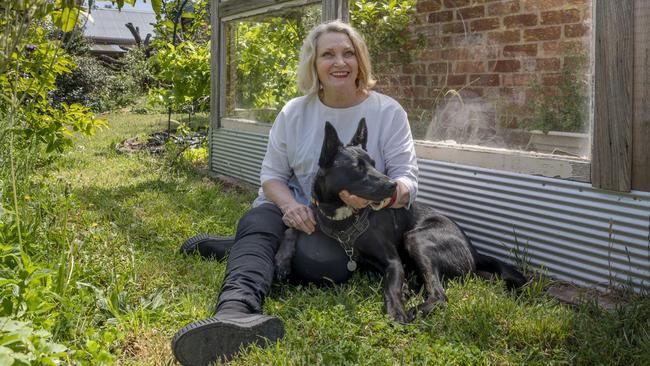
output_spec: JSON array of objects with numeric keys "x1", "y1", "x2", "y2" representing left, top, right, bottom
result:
[
  {"x1": 525, "y1": 53, "x2": 589, "y2": 133},
  {"x1": 50, "y1": 55, "x2": 110, "y2": 111}
]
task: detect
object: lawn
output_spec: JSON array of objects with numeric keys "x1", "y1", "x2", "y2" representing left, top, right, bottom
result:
[{"x1": 11, "y1": 111, "x2": 649, "y2": 365}]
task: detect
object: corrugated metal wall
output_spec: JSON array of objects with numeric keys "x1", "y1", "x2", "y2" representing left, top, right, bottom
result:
[
  {"x1": 417, "y1": 160, "x2": 650, "y2": 292},
  {"x1": 211, "y1": 128, "x2": 269, "y2": 186},
  {"x1": 211, "y1": 130, "x2": 650, "y2": 291}
]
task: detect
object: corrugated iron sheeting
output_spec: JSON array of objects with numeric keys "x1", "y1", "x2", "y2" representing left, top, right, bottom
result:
[
  {"x1": 212, "y1": 128, "x2": 268, "y2": 186},
  {"x1": 417, "y1": 159, "x2": 650, "y2": 292},
  {"x1": 210, "y1": 129, "x2": 650, "y2": 291}
]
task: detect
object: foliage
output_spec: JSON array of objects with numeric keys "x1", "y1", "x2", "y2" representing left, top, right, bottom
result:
[
  {"x1": 233, "y1": 9, "x2": 319, "y2": 114},
  {"x1": 152, "y1": 0, "x2": 210, "y2": 45},
  {"x1": 148, "y1": 40, "x2": 210, "y2": 114},
  {"x1": 350, "y1": 0, "x2": 419, "y2": 69},
  {"x1": 49, "y1": 55, "x2": 110, "y2": 111},
  {"x1": 525, "y1": 54, "x2": 589, "y2": 133}
]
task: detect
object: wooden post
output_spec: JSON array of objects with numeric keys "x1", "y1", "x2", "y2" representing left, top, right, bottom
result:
[
  {"x1": 633, "y1": 0, "x2": 650, "y2": 191},
  {"x1": 592, "y1": 0, "x2": 634, "y2": 192},
  {"x1": 323, "y1": 0, "x2": 348, "y2": 22}
]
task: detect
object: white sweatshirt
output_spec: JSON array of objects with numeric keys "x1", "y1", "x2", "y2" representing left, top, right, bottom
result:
[{"x1": 254, "y1": 91, "x2": 418, "y2": 208}]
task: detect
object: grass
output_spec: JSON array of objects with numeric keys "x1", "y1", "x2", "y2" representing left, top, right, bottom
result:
[{"x1": 9, "y1": 110, "x2": 650, "y2": 365}]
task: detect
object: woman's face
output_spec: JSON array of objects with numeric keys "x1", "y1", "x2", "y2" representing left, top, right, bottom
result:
[{"x1": 315, "y1": 32, "x2": 359, "y2": 93}]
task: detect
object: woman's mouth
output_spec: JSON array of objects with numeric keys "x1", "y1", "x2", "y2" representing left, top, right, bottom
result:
[{"x1": 330, "y1": 71, "x2": 350, "y2": 78}]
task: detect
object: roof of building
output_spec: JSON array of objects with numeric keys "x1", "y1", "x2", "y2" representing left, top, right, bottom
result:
[{"x1": 82, "y1": 8, "x2": 156, "y2": 44}]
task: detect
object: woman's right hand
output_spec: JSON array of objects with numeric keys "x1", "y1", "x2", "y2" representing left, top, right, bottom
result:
[{"x1": 280, "y1": 202, "x2": 316, "y2": 235}]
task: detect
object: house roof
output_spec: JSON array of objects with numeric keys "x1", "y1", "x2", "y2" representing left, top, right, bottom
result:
[{"x1": 82, "y1": 8, "x2": 156, "y2": 44}]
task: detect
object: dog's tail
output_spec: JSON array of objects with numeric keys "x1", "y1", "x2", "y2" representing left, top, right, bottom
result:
[{"x1": 475, "y1": 254, "x2": 527, "y2": 290}]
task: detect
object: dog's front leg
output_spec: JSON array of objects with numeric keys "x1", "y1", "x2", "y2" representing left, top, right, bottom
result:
[
  {"x1": 274, "y1": 228, "x2": 297, "y2": 281},
  {"x1": 383, "y1": 259, "x2": 408, "y2": 323}
]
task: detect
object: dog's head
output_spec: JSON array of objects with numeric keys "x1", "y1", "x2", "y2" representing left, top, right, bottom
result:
[{"x1": 313, "y1": 118, "x2": 397, "y2": 211}]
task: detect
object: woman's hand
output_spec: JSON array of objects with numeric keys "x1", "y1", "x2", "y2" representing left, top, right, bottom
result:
[{"x1": 280, "y1": 202, "x2": 316, "y2": 235}]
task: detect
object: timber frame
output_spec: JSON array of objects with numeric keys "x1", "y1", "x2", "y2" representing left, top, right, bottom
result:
[{"x1": 210, "y1": 0, "x2": 650, "y2": 193}]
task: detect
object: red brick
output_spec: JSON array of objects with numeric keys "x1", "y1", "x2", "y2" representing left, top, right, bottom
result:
[
  {"x1": 415, "y1": 75, "x2": 428, "y2": 86},
  {"x1": 489, "y1": 59, "x2": 521, "y2": 72},
  {"x1": 487, "y1": 30, "x2": 520, "y2": 44},
  {"x1": 503, "y1": 44, "x2": 537, "y2": 57},
  {"x1": 457, "y1": 5, "x2": 485, "y2": 20},
  {"x1": 565, "y1": 23, "x2": 590, "y2": 38},
  {"x1": 535, "y1": 57, "x2": 561, "y2": 71},
  {"x1": 541, "y1": 9, "x2": 581, "y2": 25},
  {"x1": 524, "y1": 26, "x2": 561, "y2": 41},
  {"x1": 564, "y1": 56, "x2": 587, "y2": 70},
  {"x1": 427, "y1": 36, "x2": 453, "y2": 49},
  {"x1": 429, "y1": 10, "x2": 454, "y2": 23},
  {"x1": 442, "y1": 48, "x2": 470, "y2": 60},
  {"x1": 403, "y1": 64, "x2": 426, "y2": 74},
  {"x1": 428, "y1": 62, "x2": 449, "y2": 73},
  {"x1": 443, "y1": 0, "x2": 470, "y2": 8},
  {"x1": 503, "y1": 73, "x2": 535, "y2": 87},
  {"x1": 419, "y1": 50, "x2": 443, "y2": 61},
  {"x1": 487, "y1": 1, "x2": 520, "y2": 16},
  {"x1": 459, "y1": 87, "x2": 484, "y2": 98},
  {"x1": 456, "y1": 61, "x2": 485, "y2": 73},
  {"x1": 542, "y1": 40, "x2": 585, "y2": 56},
  {"x1": 417, "y1": 0, "x2": 443, "y2": 12},
  {"x1": 522, "y1": 0, "x2": 565, "y2": 11},
  {"x1": 504, "y1": 14, "x2": 538, "y2": 28},
  {"x1": 469, "y1": 74, "x2": 500, "y2": 86},
  {"x1": 470, "y1": 18, "x2": 500, "y2": 32},
  {"x1": 445, "y1": 74, "x2": 467, "y2": 86},
  {"x1": 442, "y1": 22, "x2": 466, "y2": 34},
  {"x1": 542, "y1": 73, "x2": 562, "y2": 86}
]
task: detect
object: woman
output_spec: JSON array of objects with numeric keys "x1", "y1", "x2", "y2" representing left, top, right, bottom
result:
[{"x1": 172, "y1": 20, "x2": 418, "y2": 365}]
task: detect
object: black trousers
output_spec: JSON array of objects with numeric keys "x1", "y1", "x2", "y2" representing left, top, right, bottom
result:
[{"x1": 216, "y1": 203, "x2": 351, "y2": 313}]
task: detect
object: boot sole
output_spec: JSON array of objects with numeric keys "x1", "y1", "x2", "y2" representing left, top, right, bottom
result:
[{"x1": 171, "y1": 315, "x2": 284, "y2": 365}]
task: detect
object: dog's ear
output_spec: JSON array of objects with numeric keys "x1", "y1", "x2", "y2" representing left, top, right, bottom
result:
[
  {"x1": 350, "y1": 118, "x2": 368, "y2": 150},
  {"x1": 319, "y1": 121, "x2": 342, "y2": 168}
]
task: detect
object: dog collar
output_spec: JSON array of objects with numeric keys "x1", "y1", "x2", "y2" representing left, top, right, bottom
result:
[{"x1": 313, "y1": 203, "x2": 370, "y2": 272}]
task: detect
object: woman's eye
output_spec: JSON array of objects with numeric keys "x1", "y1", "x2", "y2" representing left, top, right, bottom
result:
[{"x1": 344, "y1": 51, "x2": 355, "y2": 57}]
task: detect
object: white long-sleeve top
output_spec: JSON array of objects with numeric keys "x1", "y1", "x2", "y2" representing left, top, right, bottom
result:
[{"x1": 254, "y1": 91, "x2": 418, "y2": 208}]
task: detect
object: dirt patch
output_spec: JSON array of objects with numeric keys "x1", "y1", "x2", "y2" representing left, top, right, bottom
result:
[{"x1": 116, "y1": 131, "x2": 206, "y2": 155}]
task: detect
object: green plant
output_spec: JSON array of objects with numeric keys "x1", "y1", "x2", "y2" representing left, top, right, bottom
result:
[
  {"x1": 525, "y1": 54, "x2": 589, "y2": 134},
  {"x1": 148, "y1": 40, "x2": 210, "y2": 117},
  {"x1": 350, "y1": 0, "x2": 418, "y2": 70}
]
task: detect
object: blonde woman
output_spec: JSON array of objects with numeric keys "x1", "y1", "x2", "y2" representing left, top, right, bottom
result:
[{"x1": 172, "y1": 20, "x2": 417, "y2": 365}]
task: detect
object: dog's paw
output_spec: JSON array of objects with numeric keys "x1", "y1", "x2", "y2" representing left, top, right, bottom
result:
[
  {"x1": 274, "y1": 260, "x2": 291, "y2": 281},
  {"x1": 406, "y1": 307, "x2": 418, "y2": 323}
]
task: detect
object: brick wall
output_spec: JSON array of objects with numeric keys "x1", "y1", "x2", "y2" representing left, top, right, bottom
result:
[{"x1": 373, "y1": 0, "x2": 592, "y2": 140}]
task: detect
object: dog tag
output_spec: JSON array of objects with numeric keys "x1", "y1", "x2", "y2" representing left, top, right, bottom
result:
[{"x1": 347, "y1": 260, "x2": 357, "y2": 272}]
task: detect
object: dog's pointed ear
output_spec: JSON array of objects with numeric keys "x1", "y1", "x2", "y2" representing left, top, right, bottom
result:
[
  {"x1": 350, "y1": 118, "x2": 368, "y2": 150},
  {"x1": 319, "y1": 121, "x2": 341, "y2": 168}
]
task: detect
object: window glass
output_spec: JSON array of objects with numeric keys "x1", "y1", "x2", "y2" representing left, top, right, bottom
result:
[
  {"x1": 224, "y1": 5, "x2": 321, "y2": 123},
  {"x1": 364, "y1": 0, "x2": 593, "y2": 159}
]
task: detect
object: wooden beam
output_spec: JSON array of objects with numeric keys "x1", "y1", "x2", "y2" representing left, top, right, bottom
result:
[
  {"x1": 219, "y1": 0, "x2": 320, "y2": 20},
  {"x1": 322, "y1": 0, "x2": 348, "y2": 22},
  {"x1": 633, "y1": 0, "x2": 650, "y2": 191},
  {"x1": 210, "y1": 0, "x2": 221, "y2": 132},
  {"x1": 592, "y1": 0, "x2": 634, "y2": 192}
]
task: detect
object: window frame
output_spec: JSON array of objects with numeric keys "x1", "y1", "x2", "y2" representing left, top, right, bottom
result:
[{"x1": 211, "y1": 0, "x2": 649, "y2": 192}]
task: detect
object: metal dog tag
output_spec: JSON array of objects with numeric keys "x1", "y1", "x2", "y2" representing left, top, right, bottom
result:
[{"x1": 347, "y1": 260, "x2": 357, "y2": 272}]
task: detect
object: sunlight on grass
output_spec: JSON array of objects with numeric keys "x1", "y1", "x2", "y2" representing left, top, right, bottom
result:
[{"x1": 26, "y1": 111, "x2": 648, "y2": 365}]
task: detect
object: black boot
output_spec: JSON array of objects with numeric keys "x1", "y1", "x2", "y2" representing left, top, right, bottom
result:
[
  {"x1": 179, "y1": 234, "x2": 235, "y2": 260},
  {"x1": 171, "y1": 301, "x2": 284, "y2": 365}
]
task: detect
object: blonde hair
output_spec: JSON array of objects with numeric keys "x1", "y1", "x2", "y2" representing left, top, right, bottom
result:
[{"x1": 296, "y1": 20, "x2": 376, "y2": 95}]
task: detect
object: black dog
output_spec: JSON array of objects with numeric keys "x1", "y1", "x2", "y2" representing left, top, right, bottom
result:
[{"x1": 275, "y1": 118, "x2": 527, "y2": 323}]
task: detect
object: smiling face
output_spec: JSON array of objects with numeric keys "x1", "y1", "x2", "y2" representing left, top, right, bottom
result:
[{"x1": 315, "y1": 31, "x2": 359, "y2": 94}]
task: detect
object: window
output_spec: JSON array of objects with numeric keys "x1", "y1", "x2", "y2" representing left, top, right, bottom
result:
[
  {"x1": 363, "y1": 0, "x2": 593, "y2": 165},
  {"x1": 223, "y1": 4, "x2": 322, "y2": 123}
]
